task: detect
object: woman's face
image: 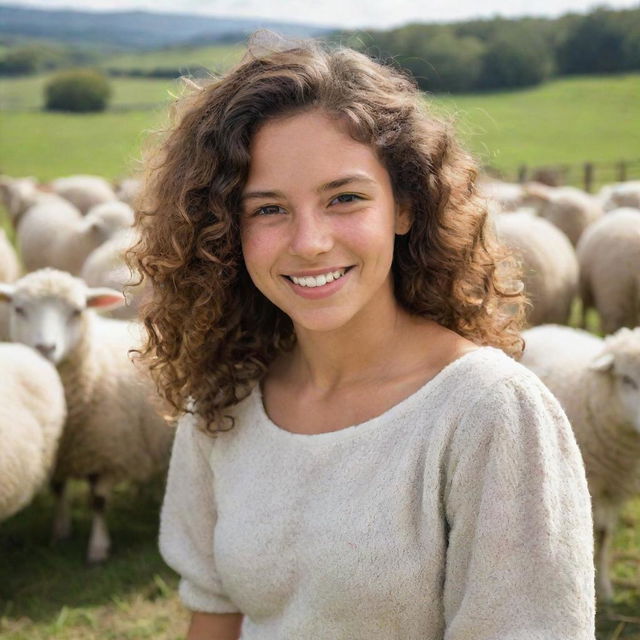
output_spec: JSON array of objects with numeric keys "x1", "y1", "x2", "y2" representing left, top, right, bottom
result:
[{"x1": 240, "y1": 109, "x2": 410, "y2": 334}]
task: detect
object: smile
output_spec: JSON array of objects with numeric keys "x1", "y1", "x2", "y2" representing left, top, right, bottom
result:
[{"x1": 287, "y1": 268, "x2": 348, "y2": 288}]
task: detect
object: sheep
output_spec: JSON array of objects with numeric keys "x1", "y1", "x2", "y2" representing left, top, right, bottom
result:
[
  {"x1": 0, "y1": 269, "x2": 174, "y2": 562},
  {"x1": 50, "y1": 175, "x2": 118, "y2": 214},
  {"x1": 576, "y1": 207, "x2": 640, "y2": 334},
  {"x1": 0, "y1": 343, "x2": 66, "y2": 522},
  {"x1": 598, "y1": 180, "x2": 640, "y2": 212},
  {"x1": 18, "y1": 200, "x2": 134, "y2": 275},
  {"x1": 0, "y1": 229, "x2": 19, "y2": 284},
  {"x1": 493, "y1": 212, "x2": 579, "y2": 326},
  {"x1": 520, "y1": 324, "x2": 640, "y2": 602},
  {"x1": 80, "y1": 229, "x2": 145, "y2": 320},
  {"x1": 523, "y1": 182, "x2": 602, "y2": 246},
  {"x1": 0, "y1": 175, "x2": 75, "y2": 228},
  {"x1": 0, "y1": 229, "x2": 20, "y2": 340},
  {"x1": 115, "y1": 177, "x2": 142, "y2": 207},
  {"x1": 477, "y1": 178, "x2": 527, "y2": 213}
]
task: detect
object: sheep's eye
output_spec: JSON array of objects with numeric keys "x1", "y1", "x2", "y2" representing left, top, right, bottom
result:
[
  {"x1": 621, "y1": 375, "x2": 638, "y2": 390},
  {"x1": 69, "y1": 308, "x2": 82, "y2": 319},
  {"x1": 14, "y1": 306, "x2": 26, "y2": 317}
]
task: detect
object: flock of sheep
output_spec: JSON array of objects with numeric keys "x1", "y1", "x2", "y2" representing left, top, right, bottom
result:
[{"x1": 0, "y1": 172, "x2": 639, "y2": 603}]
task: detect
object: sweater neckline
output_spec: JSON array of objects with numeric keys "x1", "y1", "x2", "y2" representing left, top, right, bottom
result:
[{"x1": 252, "y1": 346, "x2": 497, "y2": 443}]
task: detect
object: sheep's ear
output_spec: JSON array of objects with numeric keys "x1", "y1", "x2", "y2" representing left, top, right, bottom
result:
[
  {"x1": 0, "y1": 283, "x2": 15, "y2": 303},
  {"x1": 86, "y1": 287, "x2": 125, "y2": 311},
  {"x1": 589, "y1": 351, "x2": 614, "y2": 372}
]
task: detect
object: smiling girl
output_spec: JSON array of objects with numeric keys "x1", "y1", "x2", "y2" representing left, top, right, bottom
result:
[{"x1": 130, "y1": 38, "x2": 595, "y2": 639}]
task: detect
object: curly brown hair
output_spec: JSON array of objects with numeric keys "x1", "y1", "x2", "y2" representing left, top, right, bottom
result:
[{"x1": 129, "y1": 36, "x2": 526, "y2": 434}]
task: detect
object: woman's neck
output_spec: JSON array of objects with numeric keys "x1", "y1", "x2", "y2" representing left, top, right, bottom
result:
[{"x1": 288, "y1": 299, "x2": 434, "y2": 393}]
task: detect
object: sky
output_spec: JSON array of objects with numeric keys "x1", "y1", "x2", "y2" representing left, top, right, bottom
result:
[{"x1": 8, "y1": 0, "x2": 640, "y2": 29}]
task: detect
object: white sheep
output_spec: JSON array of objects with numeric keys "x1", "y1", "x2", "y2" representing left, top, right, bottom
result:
[
  {"x1": 523, "y1": 182, "x2": 602, "y2": 246},
  {"x1": 50, "y1": 175, "x2": 118, "y2": 214},
  {"x1": 80, "y1": 229, "x2": 143, "y2": 320},
  {"x1": 0, "y1": 228, "x2": 20, "y2": 340},
  {"x1": 598, "y1": 180, "x2": 640, "y2": 212},
  {"x1": 0, "y1": 229, "x2": 19, "y2": 284},
  {"x1": 0, "y1": 342, "x2": 66, "y2": 522},
  {"x1": 115, "y1": 177, "x2": 142, "y2": 207},
  {"x1": 520, "y1": 324, "x2": 640, "y2": 602},
  {"x1": 494, "y1": 212, "x2": 579, "y2": 326},
  {"x1": 478, "y1": 178, "x2": 526, "y2": 213},
  {"x1": 18, "y1": 200, "x2": 133, "y2": 275},
  {"x1": 0, "y1": 269, "x2": 174, "y2": 562},
  {"x1": 576, "y1": 207, "x2": 640, "y2": 334},
  {"x1": 0, "y1": 175, "x2": 75, "y2": 228}
]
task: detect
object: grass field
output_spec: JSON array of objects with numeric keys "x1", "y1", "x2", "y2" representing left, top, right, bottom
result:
[
  {"x1": 102, "y1": 43, "x2": 244, "y2": 73},
  {"x1": 1, "y1": 73, "x2": 639, "y2": 182}
]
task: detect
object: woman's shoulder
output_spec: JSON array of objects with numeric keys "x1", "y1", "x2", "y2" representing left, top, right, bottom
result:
[{"x1": 436, "y1": 345, "x2": 545, "y2": 407}]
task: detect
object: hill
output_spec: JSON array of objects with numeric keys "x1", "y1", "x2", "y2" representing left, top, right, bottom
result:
[{"x1": 0, "y1": 4, "x2": 336, "y2": 50}]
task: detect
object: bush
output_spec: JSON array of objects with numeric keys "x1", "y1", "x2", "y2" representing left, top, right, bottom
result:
[{"x1": 44, "y1": 69, "x2": 112, "y2": 113}]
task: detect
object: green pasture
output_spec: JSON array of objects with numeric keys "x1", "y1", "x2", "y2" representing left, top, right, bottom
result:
[
  {"x1": 0, "y1": 73, "x2": 639, "y2": 183},
  {"x1": 0, "y1": 75, "x2": 182, "y2": 111},
  {"x1": 435, "y1": 73, "x2": 640, "y2": 182},
  {"x1": 103, "y1": 43, "x2": 244, "y2": 73}
]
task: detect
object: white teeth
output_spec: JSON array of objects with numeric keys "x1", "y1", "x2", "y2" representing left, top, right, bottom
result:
[{"x1": 290, "y1": 269, "x2": 346, "y2": 288}]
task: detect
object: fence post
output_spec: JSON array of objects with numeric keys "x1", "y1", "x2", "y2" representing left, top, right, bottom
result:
[
  {"x1": 584, "y1": 162, "x2": 594, "y2": 193},
  {"x1": 617, "y1": 161, "x2": 627, "y2": 182},
  {"x1": 517, "y1": 164, "x2": 528, "y2": 184}
]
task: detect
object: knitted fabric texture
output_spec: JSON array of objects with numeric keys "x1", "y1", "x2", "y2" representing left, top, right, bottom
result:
[{"x1": 159, "y1": 347, "x2": 596, "y2": 639}]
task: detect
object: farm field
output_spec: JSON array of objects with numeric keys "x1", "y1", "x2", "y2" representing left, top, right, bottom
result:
[
  {"x1": 102, "y1": 43, "x2": 244, "y2": 72},
  {"x1": 1, "y1": 73, "x2": 639, "y2": 182}
]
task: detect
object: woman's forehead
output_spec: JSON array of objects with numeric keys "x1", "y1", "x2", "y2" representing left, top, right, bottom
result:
[{"x1": 245, "y1": 110, "x2": 389, "y2": 194}]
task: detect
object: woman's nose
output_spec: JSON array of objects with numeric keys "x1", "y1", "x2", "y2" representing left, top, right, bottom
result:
[{"x1": 288, "y1": 210, "x2": 333, "y2": 258}]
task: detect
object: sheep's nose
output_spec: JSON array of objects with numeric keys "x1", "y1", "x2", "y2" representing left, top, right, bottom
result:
[{"x1": 35, "y1": 343, "x2": 55, "y2": 358}]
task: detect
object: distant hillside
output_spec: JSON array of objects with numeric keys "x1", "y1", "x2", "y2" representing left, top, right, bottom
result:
[{"x1": 0, "y1": 4, "x2": 336, "y2": 50}]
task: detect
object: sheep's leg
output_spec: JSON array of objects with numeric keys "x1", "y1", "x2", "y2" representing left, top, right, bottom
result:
[
  {"x1": 51, "y1": 479, "x2": 72, "y2": 542},
  {"x1": 86, "y1": 474, "x2": 113, "y2": 564},
  {"x1": 595, "y1": 525, "x2": 615, "y2": 602}
]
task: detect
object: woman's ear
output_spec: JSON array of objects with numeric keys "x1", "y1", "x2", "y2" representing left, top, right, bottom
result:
[{"x1": 394, "y1": 202, "x2": 412, "y2": 236}]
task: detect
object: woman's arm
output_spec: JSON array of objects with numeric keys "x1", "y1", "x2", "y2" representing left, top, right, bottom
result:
[
  {"x1": 443, "y1": 372, "x2": 595, "y2": 639},
  {"x1": 187, "y1": 612, "x2": 244, "y2": 640}
]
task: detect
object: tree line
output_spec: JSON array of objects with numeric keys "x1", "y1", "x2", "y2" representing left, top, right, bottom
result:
[
  {"x1": 1, "y1": 6, "x2": 639, "y2": 94},
  {"x1": 336, "y1": 6, "x2": 640, "y2": 92}
]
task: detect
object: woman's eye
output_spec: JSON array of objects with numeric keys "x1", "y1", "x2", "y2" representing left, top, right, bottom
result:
[
  {"x1": 14, "y1": 306, "x2": 26, "y2": 317},
  {"x1": 255, "y1": 205, "x2": 285, "y2": 216},
  {"x1": 621, "y1": 375, "x2": 638, "y2": 389},
  {"x1": 330, "y1": 193, "x2": 361, "y2": 206}
]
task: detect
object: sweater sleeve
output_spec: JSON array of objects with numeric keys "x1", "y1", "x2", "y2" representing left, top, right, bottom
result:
[
  {"x1": 442, "y1": 371, "x2": 595, "y2": 640},
  {"x1": 158, "y1": 413, "x2": 241, "y2": 614}
]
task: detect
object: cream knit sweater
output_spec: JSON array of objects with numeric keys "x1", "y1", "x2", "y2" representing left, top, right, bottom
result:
[{"x1": 159, "y1": 347, "x2": 595, "y2": 639}]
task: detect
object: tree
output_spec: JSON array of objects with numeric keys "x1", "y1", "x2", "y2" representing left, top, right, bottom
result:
[
  {"x1": 44, "y1": 69, "x2": 112, "y2": 112},
  {"x1": 478, "y1": 28, "x2": 553, "y2": 90}
]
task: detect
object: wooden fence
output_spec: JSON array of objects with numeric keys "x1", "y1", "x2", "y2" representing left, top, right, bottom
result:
[{"x1": 488, "y1": 158, "x2": 640, "y2": 192}]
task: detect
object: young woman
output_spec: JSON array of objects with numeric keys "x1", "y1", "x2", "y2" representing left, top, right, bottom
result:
[{"x1": 130, "y1": 38, "x2": 595, "y2": 639}]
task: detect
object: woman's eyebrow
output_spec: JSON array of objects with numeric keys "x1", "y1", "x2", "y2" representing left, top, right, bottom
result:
[{"x1": 242, "y1": 175, "x2": 376, "y2": 202}]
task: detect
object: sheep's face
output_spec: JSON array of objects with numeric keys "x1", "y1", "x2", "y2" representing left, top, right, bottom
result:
[
  {"x1": 0, "y1": 269, "x2": 125, "y2": 365},
  {"x1": 7, "y1": 294, "x2": 86, "y2": 364},
  {"x1": 591, "y1": 327, "x2": 640, "y2": 434}
]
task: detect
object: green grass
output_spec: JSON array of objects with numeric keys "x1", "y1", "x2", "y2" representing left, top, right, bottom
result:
[
  {"x1": 0, "y1": 75, "x2": 182, "y2": 111},
  {"x1": 0, "y1": 73, "x2": 638, "y2": 183},
  {"x1": 0, "y1": 110, "x2": 167, "y2": 182},
  {"x1": 103, "y1": 43, "x2": 244, "y2": 73},
  {"x1": 0, "y1": 480, "x2": 187, "y2": 640},
  {"x1": 434, "y1": 73, "x2": 640, "y2": 181}
]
